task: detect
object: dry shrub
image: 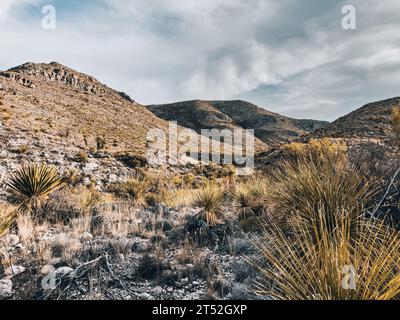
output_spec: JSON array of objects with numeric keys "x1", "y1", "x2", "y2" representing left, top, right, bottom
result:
[
  {"x1": 273, "y1": 144, "x2": 378, "y2": 232},
  {"x1": 163, "y1": 188, "x2": 194, "y2": 209},
  {"x1": 253, "y1": 210, "x2": 400, "y2": 300},
  {"x1": 232, "y1": 174, "x2": 270, "y2": 220},
  {"x1": 0, "y1": 203, "x2": 17, "y2": 238},
  {"x1": 192, "y1": 183, "x2": 225, "y2": 226},
  {"x1": 115, "y1": 175, "x2": 152, "y2": 208},
  {"x1": 391, "y1": 106, "x2": 400, "y2": 149},
  {"x1": 284, "y1": 138, "x2": 347, "y2": 164}
]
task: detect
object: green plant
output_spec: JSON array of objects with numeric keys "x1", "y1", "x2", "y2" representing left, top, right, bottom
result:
[
  {"x1": 252, "y1": 210, "x2": 400, "y2": 300},
  {"x1": 6, "y1": 163, "x2": 64, "y2": 212},
  {"x1": 193, "y1": 183, "x2": 225, "y2": 226}
]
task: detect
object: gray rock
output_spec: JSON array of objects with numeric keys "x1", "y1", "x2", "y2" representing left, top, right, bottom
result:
[
  {"x1": 40, "y1": 265, "x2": 55, "y2": 276},
  {"x1": 5, "y1": 265, "x2": 26, "y2": 277},
  {"x1": 138, "y1": 292, "x2": 154, "y2": 300},
  {"x1": 81, "y1": 232, "x2": 93, "y2": 241},
  {"x1": 55, "y1": 266, "x2": 74, "y2": 278},
  {"x1": 0, "y1": 278, "x2": 13, "y2": 299}
]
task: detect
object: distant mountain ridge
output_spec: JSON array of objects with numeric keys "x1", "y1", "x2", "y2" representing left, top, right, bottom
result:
[
  {"x1": 313, "y1": 97, "x2": 400, "y2": 140},
  {"x1": 147, "y1": 100, "x2": 328, "y2": 147}
]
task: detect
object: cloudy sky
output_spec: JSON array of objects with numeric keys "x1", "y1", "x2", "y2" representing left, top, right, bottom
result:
[{"x1": 0, "y1": 0, "x2": 399, "y2": 121}]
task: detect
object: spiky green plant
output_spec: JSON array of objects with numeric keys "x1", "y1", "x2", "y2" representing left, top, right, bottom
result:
[
  {"x1": 193, "y1": 183, "x2": 225, "y2": 226},
  {"x1": 6, "y1": 163, "x2": 64, "y2": 212},
  {"x1": 252, "y1": 209, "x2": 400, "y2": 300},
  {"x1": 116, "y1": 176, "x2": 152, "y2": 208}
]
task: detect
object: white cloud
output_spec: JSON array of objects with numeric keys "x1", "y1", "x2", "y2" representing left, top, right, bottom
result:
[{"x1": 0, "y1": 0, "x2": 399, "y2": 121}]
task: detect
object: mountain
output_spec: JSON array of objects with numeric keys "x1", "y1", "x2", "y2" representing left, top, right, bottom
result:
[
  {"x1": 147, "y1": 100, "x2": 328, "y2": 147},
  {"x1": 0, "y1": 62, "x2": 256, "y2": 186},
  {"x1": 0, "y1": 62, "x2": 177, "y2": 186},
  {"x1": 313, "y1": 97, "x2": 400, "y2": 140},
  {"x1": 256, "y1": 97, "x2": 400, "y2": 169}
]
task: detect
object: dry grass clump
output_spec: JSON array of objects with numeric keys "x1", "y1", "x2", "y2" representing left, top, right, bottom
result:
[
  {"x1": 6, "y1": 163, "x2": 64, "y2": 213},
  {"x1": 232, "y1": 185, "x2": 255, "y2": 219},
  {"x1": 163, "y1": 188, "x2": 194, "y2": 209},
  {"x1": 231, "y1": 175, "x2": 270, "y2": 220},
  {"x1": 253, "y1": 210, "x2": 400, "y2": 300},
  {"x1": 192, "y1": 183, "x2": 225, "y2": 226},
  {"x1": 273, "y1": 146, "x2": 378, "y2": 233},
  {"x1": 115, "y1": 175, "x2": 152, "y2": 208},
  {"x1": 391, "y1": 106, "x2": 400, "y2": 149},
  {"x1": 284, "y1": 138, "x2": 347, "y2": 164},
  {"x1": 0, "y1": 203, "x2": 17, "y2": 238}
]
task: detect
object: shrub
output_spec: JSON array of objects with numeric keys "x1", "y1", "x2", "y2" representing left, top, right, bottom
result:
[
  {"x1": 273, "y1": 153, "x2": 378, "y2": 234},
  {"x1": 6, "y1": 163, "x2": 64, "y2": 212},
  {"x1": 284, "y1": 138, "x2": 347, "y2": 164},
  {"x1": 0, "y1": 203, "x2": 16, "y2": 238},
  {"x1": 232, "y1": 185, "x2": 255, "y2": 219},
  {"x1": 192, "y1": 183, "x2": 225, "y2": 226},
  {"x1": 76, "y1": 151, "x2": 89, "y2": 162},
  {"x1": 391, "y1": 106, "x2": 400, "y2": 149},
  {"x1": 115, "y1": 176, "x2": 152, "y2": 208},
  {"x1": 96, "y1": 136, "x2": 106, "y2": 150},
  {"x1": 252, "y1": 211, "x2": 400, "y2": 300}
]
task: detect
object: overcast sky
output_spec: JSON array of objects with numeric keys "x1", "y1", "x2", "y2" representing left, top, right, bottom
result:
[{"x1": 1, "y1": 0, "x2": 399, "y2": 121}]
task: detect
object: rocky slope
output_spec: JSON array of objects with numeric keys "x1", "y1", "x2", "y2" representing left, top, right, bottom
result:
[
  {"x1": 256, "y1": 97, "x2": 400, "y2": 169},
  {"x1": 312, "y1": 97, "x2": 400, "y2": 141},
  {"x1": 147, "y1": 100, "x2": 327, "y2": 147},
  {"x1": 0, "y1": 63, "x2": 258, "y2": 187}
]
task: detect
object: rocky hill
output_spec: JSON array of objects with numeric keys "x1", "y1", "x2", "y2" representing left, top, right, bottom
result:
[
  {"x1": 147, "y1": 100, "x2": 327, "y2": 147},
  {"x1": 0, "y1": 62, "x2": 174, "y2": 186},
  {"x1": 312, "y1": 97, "x2": 400, "y2": 141}
]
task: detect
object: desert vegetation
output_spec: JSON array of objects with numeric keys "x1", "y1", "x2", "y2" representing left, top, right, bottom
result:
[{"x1": 1, "y1": 133, "x2": 400, "y2": 300}]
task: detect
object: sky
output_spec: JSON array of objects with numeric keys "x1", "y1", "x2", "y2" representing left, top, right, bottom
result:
[{"x1": 0, "y1": 0, "x2": 400, "y2": 121}]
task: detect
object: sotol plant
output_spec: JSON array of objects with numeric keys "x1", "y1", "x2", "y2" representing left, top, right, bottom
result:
[
  {"x1": 273, "y1": 149, "x2": 378, "y2": 235},
  {"x1": 193, "y1": 183, "x2": 225, "y2": 226},
  {"x1": 252, "y1": 210, "x2": 400, "y2": 300},
  {"x1": 6, "y1": 163, "x2": 64, "y2": 212}
]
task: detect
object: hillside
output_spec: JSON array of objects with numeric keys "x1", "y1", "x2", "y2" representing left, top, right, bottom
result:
[
  {"x1": 312, "y1": 97, "x2": 400, "y2": 140},
  {"x1": 257, "y1": 97, "x2": 400, "y2": 169},
  {"x1": 147, "y1": 100, "x2": 327, "y2": 147},
  {"x1": 0, "y1": 62, "x2": 175, "y2": 186}
]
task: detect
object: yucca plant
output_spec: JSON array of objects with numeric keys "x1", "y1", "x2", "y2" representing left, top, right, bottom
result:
[
  {"x1": 193, "y1": 183, "x2": 225, "y2": 226},
  {"x1": 252, "y1": 209, "x2": 400, "y2": 300},
  {"x1": 7, "y1": 163, "x2": 64, "y2": 213},
  {"x1": 116, "y1": 176, "x2": 152, "y2": 208}
]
